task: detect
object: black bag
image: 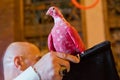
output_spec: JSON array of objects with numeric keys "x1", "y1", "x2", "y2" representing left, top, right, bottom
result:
[{"x1": 63, "y1": 41, "x2": 120, "y2": 80}]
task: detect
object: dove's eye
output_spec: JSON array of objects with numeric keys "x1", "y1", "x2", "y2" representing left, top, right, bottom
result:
[{"x1": 53, "y1": 8, "x2": 55, "y2": 10}]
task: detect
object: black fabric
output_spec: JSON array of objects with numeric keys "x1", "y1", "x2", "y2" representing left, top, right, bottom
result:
[{"x1": 63, "y1": 41, "x2": 120, "y2": 80}]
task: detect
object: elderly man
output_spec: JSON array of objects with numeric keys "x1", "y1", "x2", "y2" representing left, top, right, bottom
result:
[{"x1": 3, "y1": 42, "x2": 80, "y2": 80}]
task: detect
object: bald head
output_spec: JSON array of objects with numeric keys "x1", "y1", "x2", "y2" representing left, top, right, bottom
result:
[
  {"x1": 3, "y1": 42, "x2": 41, "y2": 80},
  {"x1": 3, "y1": 42, "x2": 41, "y2": 63},
  {"x1": 5, "y1": 42, "x2": 39, "y2": 55}
]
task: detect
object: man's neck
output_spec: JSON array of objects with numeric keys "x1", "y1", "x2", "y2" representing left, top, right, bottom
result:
[{"x1": 4, "y1": 68, "x2": 20, "y2": 80}]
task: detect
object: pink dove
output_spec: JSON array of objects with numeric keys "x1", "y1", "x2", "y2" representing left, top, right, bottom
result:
[{"x1": 46, "y1": 6, "x2": 85, "y2": 55}]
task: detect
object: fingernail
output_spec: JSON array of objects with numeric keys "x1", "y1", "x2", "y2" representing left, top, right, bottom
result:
[
  {"x1": 76, "y1": 57, "x2": 80, "y2": 63},
  {"x1": 76, "y1": 54, "x2": 80, "y2": 63}
]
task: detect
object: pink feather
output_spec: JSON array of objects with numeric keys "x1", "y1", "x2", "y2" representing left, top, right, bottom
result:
[{"x1": 46, "y1": 6, "x2": 85, "y2": 55}]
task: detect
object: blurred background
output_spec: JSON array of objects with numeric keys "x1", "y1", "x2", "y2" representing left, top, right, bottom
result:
[{"x1": 0, "y1": 0, "x2": 120, "y2": 79}]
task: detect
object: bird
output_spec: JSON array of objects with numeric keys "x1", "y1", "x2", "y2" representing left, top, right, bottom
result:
[{"x1": 46, "y1": 6, "x2": 85, "y2": 55}]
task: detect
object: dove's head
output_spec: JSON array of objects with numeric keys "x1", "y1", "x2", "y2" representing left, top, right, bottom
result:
[{"x1": 46, "y1": 6, "x2": 63, "y2": 18}]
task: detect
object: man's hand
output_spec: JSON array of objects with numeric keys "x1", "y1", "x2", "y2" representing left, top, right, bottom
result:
[{"x1": 33, "y1": 51, "x2": 80, "y2": 80}]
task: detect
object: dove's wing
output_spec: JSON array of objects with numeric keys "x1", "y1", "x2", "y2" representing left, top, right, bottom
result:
[
  {"x1": 48, "y1": 33, "x2": 56, "y2": 51},
  {"x1": 67, "y1": 26, "x2": 85, "y2": 53}
]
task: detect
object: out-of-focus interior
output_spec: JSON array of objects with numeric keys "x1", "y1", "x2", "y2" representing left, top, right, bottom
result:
[{"x1": 0, "y1": 0, "x2": 120, "y2": 79}]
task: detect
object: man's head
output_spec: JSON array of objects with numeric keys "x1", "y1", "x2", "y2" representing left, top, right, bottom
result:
[{"x1": 3, "y1": 42, "x2": 41, "y2": 80}]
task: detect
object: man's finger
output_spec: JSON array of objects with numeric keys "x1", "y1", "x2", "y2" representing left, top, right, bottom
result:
[
  {"x1": 55, "y1": 57, "x2": 70, "y2": 72},
  {"x1": 52, "y1": 51, "x2": 80, "y2": 63}
]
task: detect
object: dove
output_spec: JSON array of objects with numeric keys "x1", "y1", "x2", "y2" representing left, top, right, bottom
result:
[{"x1": 46, "y1": 6, "x2": 85, "y2": 55}]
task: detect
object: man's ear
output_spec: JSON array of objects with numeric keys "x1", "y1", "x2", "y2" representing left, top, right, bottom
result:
[{"x1": 14, "y1": 56, "x2": 23, "y2": 70}]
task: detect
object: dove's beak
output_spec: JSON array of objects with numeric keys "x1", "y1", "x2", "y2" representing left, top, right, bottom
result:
[{"x1": 46, "y1": 11, "x2": 50, "y2": 15}]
